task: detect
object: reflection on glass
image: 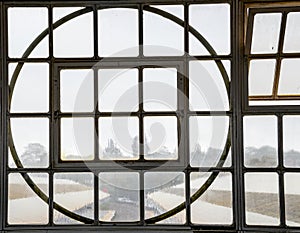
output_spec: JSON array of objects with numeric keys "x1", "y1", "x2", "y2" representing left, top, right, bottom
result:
[
  {"x1": 144, "y1": 117, "x2": 178, "y2": 160},
  {"x1": 245, "y1": 173, "x2": 280, "y2": 225},
  {"x1": 189, "y1": 116, "x2": 230, "y2": 167},
  {"x1": 61, "y1": 118, "x2": 94, "y2": 160},
  {"x1": 189, "y1": 4, "x2": 230, "y2": 55},
  {"x1": 99, "y1": 173, "x2": 139, "y2": 222},
  {"x1": 189, "y1": 61, "x2": 229, "y2": 111},
  {"x1": 145, "y1": 172, "x2": 185, "y2": 224},
  {"x1": 53, "y1": 8, "x2": 93, "y2": 57},
  {"x1": 9, "y1": 63, "x2": 49, "y2": 113},
  {"x1": 54, "y1": 173, "x2": 93, "y2": 224},
  {"x1": 10, "y1": 118, "x2": 49, "y2": 168},
  {"x1": 8, "y1": 7, "x2": 48, "y2": 58},
  {"x1": 278, "y1": 59, "x2": 300, "y2": 95},
  {"x1": 283, "y1": 12, "x2": 300, "y2": 53},
  {"x1": 144, "y1": 7, "x2": 184, "y2": 56},
  {"x1": 248, "y1": 59, "x2": 276, "y2": 96},
  {"x1": 243, "y1": 116, "x2": 278, "y2": 167},
  {"x1": 284, "y1": 173, "x2": 300, "y2": 226},
  {"x1": 8, "y1": 173, "x2": 48, "y2": 224},
  {"x1": 251, "y1": 13, "x2": 282, "y2": 54},
  {"x1": 98, "y1": 69, "x2": 138, "y2": 112},
  {"x1": 143, "y1": 68, "x2": 177, "y2": 111},
  {"x1": 98, "y1": 9, "x2": 138, "y2": 57},
  {"x1": 99, "y1": 117, "x2": 139, "y2": 160},
  {"x1": 60, "y1": 69, "x2": 94, "y2": 112},
  {"x1": 283, "y1": 116, "x2": 300, "y2": 167},
  {"x1": 191, "y1": 172, "x2": 232, "y2": 224}
]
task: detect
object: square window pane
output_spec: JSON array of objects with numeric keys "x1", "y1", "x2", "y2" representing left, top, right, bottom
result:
[
  {"x1": 243, "y1": 116, "x2": 278, "y2": 167},
  {"x1": 278, "y1": 59, "x2": 300, "y2": 95},
  {"x1": 143, "y1": 68, "x2": 177, "y2": 111},
  {"x1": 144, "y1": 117, "x2": 178, "y2": 160},
  {"x1": 99, "y1": 172, "x2": 139, "y2": 222},
  {"x1": 191, "y1": 172, "x2": 232, "y2": 224},
  {"x1": 98, "y1": 8, "x2": 138, "y2": 57},
  {"x1": 99, "y1": 117, "x2": 139, "y2": 160},
  {"x1": 98, "y1": 69, "x2": 138, "y2": 112},
  {"x1": 245, "y1": 173, "x2": 280, "y2": 225},
  {"x1": 54, "y1": 173, "x2": 94, "y2": 224},
  {"x1": 283, "y1": 12, "x2": 300, "y2": 53},
  {"x1": 61, "y1": 118, "x2": 94, "y2": 161},
  {"x1": 60, "y1": 69, "x2": 94, "y2": 112}
]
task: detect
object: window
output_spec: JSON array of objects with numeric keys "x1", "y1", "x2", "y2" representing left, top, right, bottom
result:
[{"x1": 1, "y1": 1, "x2": 300, "y2": 233}]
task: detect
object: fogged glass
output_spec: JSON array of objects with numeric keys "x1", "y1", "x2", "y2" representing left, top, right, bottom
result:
[
  {"x1": 251, "y1": 13, "x2": 282, "y2": 54},
  {"x1": 8, "y1": 7, "x2": 48, "y2": 58},
  {"x1": 53, "y1": 8, "x2": 93, "y2": 57},
  {"x1": 61, "y1": 118, "x2": 94, "y2": 160},
  {"x1": 189, "y1": 116, "x2": 231, "y2": 167},
  {"x1": 278, "y1": 59, "x2": 300, "y2": 95},
  {"x1": 9, "y1": 118, "x2": 49, "y2": 168},
  {"x1": 283, "y1": 12, "x2": 300, "y2": 53},
  {"x1": 9, "y1": 63, "x2": 49, "y2": 113},
  {"x1": 54, "y1": 173, "x2": 94, "y2": 224},
  {"x1": 143, "y1": 6, "x2": 184, "y2": 56},
  {"x1": 143, "y1": 68, "x2": 177, "y2": 111},
  {"x1": 99, "y1": 117, "x2": 139, "y2": 160},
  {"x1": 144, "y1": 117, "x2": 178, "y2": 160},
  {"x1": 145, "y1": 172, "x2": 185, "y2": 224},
  {"x1": 284, "y1": 173, "x2": 300, "y2": 226},
  {"x1": 189, "y1": 61, "x2": 229, "y2": 111},
  {"x1": 189, "y1": 4, "x2": 230, "y2": 55},
  {"x1": 8, "y1": 173, "x2": 48, "y2": 224},
  {"x1": 98, "y1": 9, "x2": 138, "y2": 57},
  {"x1": 60, "y1": 69, "x2": 94, "y2": 112},
  {"x1": 99, "y1": 172, "x2": 139, "y2": 222},
  {"x1": 98, "y1": 69, "x2": 138, "y2": 112},
  {"x1": 283, "y1": 116, "x2": 300, "y2": 167},
  {"x1": 248, "y1": 59, "x2": 276, "y2": 96},
  {"x1": 190, "y1": 172, "x2": 232, "y2": 224},
  {"x1": 245, "y1": 173, "x2": 280, "y2": 225},
  {"x1": 243, "y1": 116, "x2": 278, "y2": 167}
]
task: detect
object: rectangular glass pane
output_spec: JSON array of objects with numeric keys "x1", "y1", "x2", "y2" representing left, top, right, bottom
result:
[
  {"x1": 243, "y1": 116, "x2": 278, "y2": 167},
  {"x1": 283, "y1": 12, "x2": 300, "y2": 53},
  {"x1": 99, "y1": 172, "x2": 139, "y2": 222},
  {"x1": 245, "y1": 173, "x2": 280, "y2": 225},
  {"x1": 278, "y1": 59, "x2": 300, "y2": 95}
]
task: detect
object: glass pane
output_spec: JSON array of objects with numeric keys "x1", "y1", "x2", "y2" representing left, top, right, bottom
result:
[
  {"x1": 243, "y1": 116, "x2": 278, "y2": 167},
  {"x1": 10, "y1": 118, "x2": 49, "y2": 168},
  {"x1": 283, "y1": 116, "x2": 300, "y2": 167},
  {"x1": 8, "y1": 7, "x2": 48, "y2": 58},
  {"x1": 190, "y1": 172, "x2": 232, "y2": 224},
  {"x1": 145, "y1": 172, "x2": 185, "y2": 224},
  {"x1": 251, "y1": 13, "x2": 282, "y2": 54},
  {"x1": 98, "y1": 9, "x2": 138, "y2": 57},
  {"x1": 61, "y1": 118, "x2": 94, "y2": 160},
  {"x1": 283, "y1": 12, "x2": 300, "y2": 53},
  {"x1": 144, "y1": 117, "x2": 178, "y2": 160},
  {"x1": 143, "y1": 68, "x2": 177, "y2": 111},
  {"x1": 151, "y1": 5, "x2": 183, "y2": 20},
  {"x1": 99, "y1": 172, "x2": 139, "y2": 222},
  {"x1": 190, "y1": 116, "x2": 230, "y2": 167},
  {"x1": 99, "y1": 117, "x2": 139, "y2": 160},
  {"x1": 245, "y1": 173, "x2": 280, "y2": 225},
  {"x1": 278, "y1": 59, "x2": 300, "y2": 95},
  {"x1": 189, "y1": 61, "x2": 229, "y2": 111},
  {"x1": 60, "y1": 69, "x2": 94, "y2": 112},
  {"x1": 9, "y1": 63, "x2": 49, "y2": 113},
  {"x1": 54, "y1": 173, "x2": 93, "y2": 224},
  {"x1": 284, "y1": 173, "x2": 300, "y2": 226},
  {"x1": 98, "y1": 69, "x2": 138, "y2": 112},
  {"x1": 8, "y1": 173, "x2": 48, "y2": 224},
  {"x1": 53, "y1": 8, "x2": 93, "y2": 57},
  {"x1": 189, "y1": 4, "x2": 230, "y2": 55},
  {"x1": 248, "y1": 59, "x2": 276, "y2": 96},
  {"x1": 144, "y1": 6, "x2": 184, "y2": 56}
]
